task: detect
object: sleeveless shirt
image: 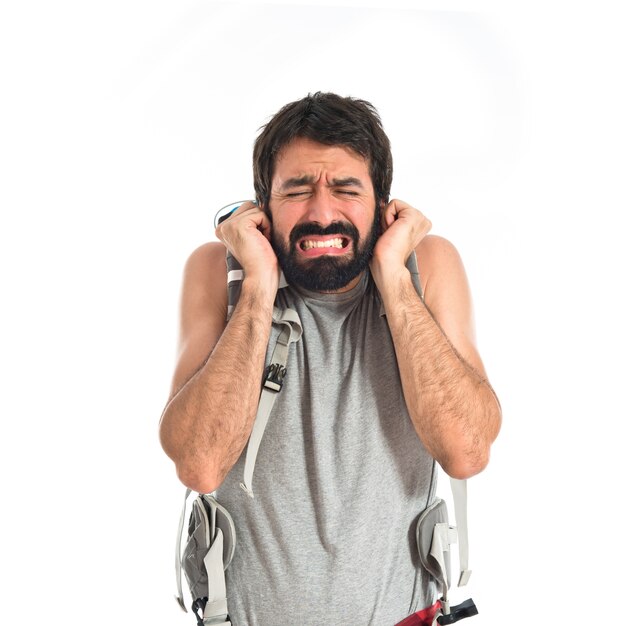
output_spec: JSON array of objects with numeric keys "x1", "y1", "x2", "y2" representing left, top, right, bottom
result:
[{"x1": 216, "y1": 270, "x2": 438, "y2": 626}]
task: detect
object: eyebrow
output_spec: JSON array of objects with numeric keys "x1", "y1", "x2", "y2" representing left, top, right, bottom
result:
[
  {"x1": 332, "y1": 177, "x2": 365, "y2": 189},
  {"x1": 280, "y1": 175, "x2": 315, "y2": 190},
  {"x1": 278, "y1": 176, "x2": 365, "y2": 191}
]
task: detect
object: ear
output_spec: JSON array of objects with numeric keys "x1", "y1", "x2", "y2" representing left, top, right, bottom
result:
[
  {"x1": 261, "y1": 201, "x2": 273, "y2": 223},
  {"x1": 377, "y1": 198, "x2": 387, "y2": 222}
]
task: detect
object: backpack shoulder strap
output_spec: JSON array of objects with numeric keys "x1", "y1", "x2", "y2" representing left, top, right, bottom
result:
[
  {"x1": 239, "y1": 305, "x2": 302, "y2": 497},
  {"x1": 225, "y1": 249, "x2": 303, "y2": 497},
  {"x1": 406, "y1": 250, "x2": 424, "y2": 299},
  {"x1": 407, "y1": 251, "x2": 473, "y2": 618}
]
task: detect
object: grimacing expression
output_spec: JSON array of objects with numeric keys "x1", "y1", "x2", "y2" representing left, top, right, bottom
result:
[
  {"x1": 265, "y1": 139, "x2": 381, "y2": 292},
  {"x1": 270, "y1": 214, "x2": 380, "y2": 292}
]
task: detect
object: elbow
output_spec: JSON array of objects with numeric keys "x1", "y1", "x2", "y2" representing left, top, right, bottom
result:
[
  {"x1": 159, "y1": 422, "x2": 223, "y2": 494},
  {"x1": 438, "y1": 428, "x2": 496, "y2": 479},
  {"x1": 427, "y1": 384, "x2": 502, "y2": 480},
  {"x1": 440, "y1": 446, "x2": 491, "y2": 480},
  {"x1": 443, "y1": 397, "x2": 502, "y2": 479},
  {"x1": 176, "y1": 463, "x2": 222, "y2": 495}
]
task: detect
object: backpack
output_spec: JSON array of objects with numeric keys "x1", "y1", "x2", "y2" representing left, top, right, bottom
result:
[{"x1": 173, "y1": 204, "x2": 478, "y2": 625}]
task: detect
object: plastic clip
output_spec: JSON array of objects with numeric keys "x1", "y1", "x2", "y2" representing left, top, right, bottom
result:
[
  {"x1": 264, "y1": 363, "x2": 287, "y2": 392},
  {"x1": 191, "y1": 598, "x2": 207, "y2": 626},
  {"x1": 437, "y1": 599, "x2": 478, "y2": 624}
]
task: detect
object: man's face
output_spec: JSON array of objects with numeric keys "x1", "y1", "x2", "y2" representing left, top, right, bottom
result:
[{"x1": 267, "y1": 137, "x2": 380, "y2": 293}]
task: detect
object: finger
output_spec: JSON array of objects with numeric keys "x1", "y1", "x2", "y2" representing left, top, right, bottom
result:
[
  {"x1": 255, "y1": 211, "x2": 273, "y2": 240},
  {"x1": 215, "y1": 201, "x2": 261, "y2": 239},
  {"x1": 227, "y1": 203, "x2": 266, "y2": 229},
  {"x1": 381, "y1": 201, "x2": 398, "y2": 231},
  {"x1": 235, "y1": 205, "x2": 273, "y2": 243},
  {"x1": 231, "y1": 200, "x2": 259, "y2": 218}
]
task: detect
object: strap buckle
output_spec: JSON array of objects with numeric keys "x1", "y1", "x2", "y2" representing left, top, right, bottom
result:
[
  {"x1": 263, "y1": 363, "x2": 287, "y2": 392},
  {"x1": 437, "y1": 599, "x2": 478, "y2": 624}
]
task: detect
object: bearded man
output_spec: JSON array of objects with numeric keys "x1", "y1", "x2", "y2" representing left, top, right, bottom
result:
[{"x1": 159, "y1": 92, "x2": 501, "y2": 626}]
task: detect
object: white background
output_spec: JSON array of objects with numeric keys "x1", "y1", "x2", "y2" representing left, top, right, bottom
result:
[{"x1": 1, "y1": 1, "x2": 624, "y2": 624}]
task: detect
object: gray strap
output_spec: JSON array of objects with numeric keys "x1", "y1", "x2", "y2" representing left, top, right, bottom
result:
[
  {"x1": 408, "y1": 251, "x2": 472, "y2": 588},
  {"x1": 239, "y1": 388, "x2": 277, "y2": 497},
  {"x1": 408, "y1": 252, "x2": 472, "y2": 589},
  {"x1": 202, "y1": 529, "x2": 229, "y2": 622},
  {"x1": 431, "y1": 523, "x2": 451, "y2": 597},
  {"x1": 240, "y1": 306, "x2": 303, "y2": 497},
  {"x1": 406, "y1": 250, "x2": 424, "y2": 299},
  {"x1": 175, "y1": 488, "x2": 193, "y2": 612},
  {"x1": 450, "y1": 478, "x2": 471, "y2": 586},
  {"x1": 174, "y1": 490, "x2": 233, "y2": 623},
  {"x1": 225, "y1": 254, "x2": 242, "y2": 322},
  {"x1": 225, "y1": 249, "x2": 302, "y2": 496}
]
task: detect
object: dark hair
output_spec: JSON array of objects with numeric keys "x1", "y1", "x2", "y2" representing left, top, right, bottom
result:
[{"x1": 253, "y1": 92, "x2": 392, "y2": 208}]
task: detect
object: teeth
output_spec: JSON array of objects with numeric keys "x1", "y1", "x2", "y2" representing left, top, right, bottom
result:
[{"x1": 302, "y1": 238, "x2": 344, "y2": 250}]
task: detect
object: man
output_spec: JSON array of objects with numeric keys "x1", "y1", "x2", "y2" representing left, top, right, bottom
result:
[{"x1": 160, "y1": 92, "x2": 501, "y2": 625}]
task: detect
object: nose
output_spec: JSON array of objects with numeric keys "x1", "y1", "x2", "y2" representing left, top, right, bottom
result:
[{"x1": 303, "y1": 187, "x2": 340, "y2": 226}]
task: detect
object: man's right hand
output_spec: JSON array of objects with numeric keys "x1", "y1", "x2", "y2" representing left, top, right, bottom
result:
[
  {"x1": 215, "y1": 201, "x2": 280, "y2": 293},
  {"x1": 161, "y1": 201, "x2": 282, "y2": 493}
]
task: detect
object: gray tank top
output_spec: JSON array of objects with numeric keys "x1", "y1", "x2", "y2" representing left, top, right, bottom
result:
[{"x1": 216, "y1": 271, "x2": 438, "y2": 625}]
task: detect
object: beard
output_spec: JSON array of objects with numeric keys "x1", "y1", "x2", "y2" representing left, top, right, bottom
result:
[{"x1": 270, "y1": 216, "x2": 381, "y2": 292}]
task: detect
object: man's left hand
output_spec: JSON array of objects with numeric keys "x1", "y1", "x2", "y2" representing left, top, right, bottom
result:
[{"x1": 370, "y1": 200, "x2": 431, "y2": 276}]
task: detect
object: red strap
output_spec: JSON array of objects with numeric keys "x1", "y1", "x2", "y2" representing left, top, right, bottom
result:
[{"x1": 396, "y1": 600, "x2": 442, "y2": 626}]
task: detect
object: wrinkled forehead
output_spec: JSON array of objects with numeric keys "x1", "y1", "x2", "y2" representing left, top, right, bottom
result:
[{"x1": 272, "y1": 138, "x2": 373, "y2": 188}]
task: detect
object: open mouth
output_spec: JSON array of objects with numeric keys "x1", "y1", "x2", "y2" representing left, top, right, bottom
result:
[{"x1": 299, "y1": 236, "x2": 350, "y2": 251}]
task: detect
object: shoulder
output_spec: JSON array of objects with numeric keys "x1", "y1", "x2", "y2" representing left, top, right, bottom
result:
[
  {"x1": 184, "y1": 241, "x2": 228, "y2": 277},
  {"x1": 414, "y1": 236, "x2": 486, "y2": 376},
  {"x1": 179, "y1": 242, "x2": 229, "y2": 329},
  {"x1": 182, "y1": 242, "x2": 228, "y2": 296},
  {"x1": 414, "y1": 235, "x2": 466, "y2": 299},
  {"x1": 169, "y1": 242, "x2": 229, "y2": 397}
]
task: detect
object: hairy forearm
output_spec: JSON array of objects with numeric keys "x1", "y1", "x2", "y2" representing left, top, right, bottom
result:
[
  {"x1": 159, "y1": 280, "x2": 274, "y2": 493},
  {"x1": 378, "y1": 270, "x2": 501, "y2": 478}
]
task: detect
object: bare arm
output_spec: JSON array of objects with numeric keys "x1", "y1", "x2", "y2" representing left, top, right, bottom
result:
[
  {"x1": 370, "y1": 201, "x2": 501, "y2": 478},
  {"x1": 159, "y1": 203, "x2": 280, "y2": 493}
]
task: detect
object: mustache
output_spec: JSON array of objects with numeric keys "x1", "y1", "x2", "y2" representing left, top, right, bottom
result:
[{"x1": 289, "y1": 221, "x2": 360, "y2": 248}]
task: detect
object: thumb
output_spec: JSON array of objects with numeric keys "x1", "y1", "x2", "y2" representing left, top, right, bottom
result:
[{"x1": 381, "y1": 200, "x2": 398, "y2": 231}]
